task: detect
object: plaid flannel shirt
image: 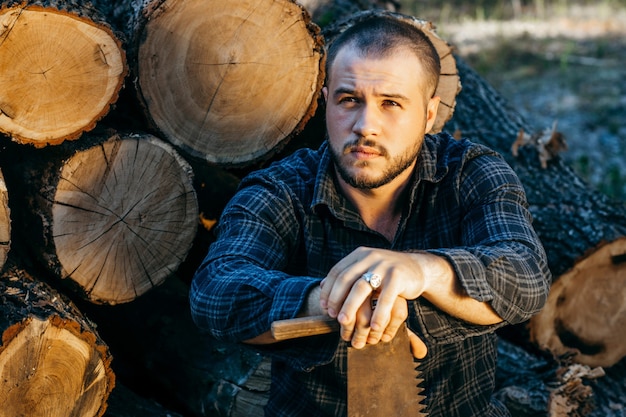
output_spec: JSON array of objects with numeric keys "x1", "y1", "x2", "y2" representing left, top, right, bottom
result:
[{"x1": 190, "y1": 133, "x2": 551, "y2": 417}]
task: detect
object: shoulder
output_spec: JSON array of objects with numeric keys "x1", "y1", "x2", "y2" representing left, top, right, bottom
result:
[
  {"x1": 236, "y1": 145, "x2": 325, "y2": 203},
  {"x1": 425, "y1": 132, "x2": 499, "y2": 164},
  {"x1": 425, "y1": 132, "x2": 524, "y2": 197}
]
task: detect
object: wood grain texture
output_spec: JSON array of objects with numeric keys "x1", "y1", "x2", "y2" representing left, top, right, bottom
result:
[
  {"x1": 0, "y1": 1, "x2": 127, "y2": 145},
  {"x1": 134, "y1": 0, "x2": 325, "y2": 166},
  {"x1": 0, "y1": 264, "x2": 114, "y2": 417}
]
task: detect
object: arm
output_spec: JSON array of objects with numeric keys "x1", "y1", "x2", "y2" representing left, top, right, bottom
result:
[
  {"x1": 319, "y1": 153, "x2": 551, "y2": 350},
  {"x1": 189, "y1": 175, "x2": 318, "y2": 343}
]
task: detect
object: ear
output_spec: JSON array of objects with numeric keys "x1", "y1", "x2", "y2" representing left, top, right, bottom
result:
[
  {"x1": 322, "y1": 86, "x2": 328, "y2": 102},
  {"x1": 425, "y1": 96, "x2": 440, "y2": 133}
]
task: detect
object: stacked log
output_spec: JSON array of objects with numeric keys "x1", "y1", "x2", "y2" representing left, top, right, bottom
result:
[
  {"x1": 0, "y1": 263, "x2": 114, "y2": 417},
  {"x1": 0, "y1": 0, "x2": 624, "y2": 416},
  {"x1": 92, "y1": 0, "x2": 326, "y2": 167},
  {"x1": 1, "y1": 130, "x2": 198, "y2": 305},
  {"x1": 0, "y1": 0, "x2": 127, "y2": 146}
]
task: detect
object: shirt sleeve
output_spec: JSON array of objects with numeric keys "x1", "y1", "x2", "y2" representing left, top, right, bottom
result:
[
  {"x1": 190, "y1": 173, "x2": 314, "y2": 338},
  {"x1": 189, "y1": 173, "x2": 341, "y2": 370},
  {"x1": 428, "y1": 152, "x2": 552, "y2": 326}
]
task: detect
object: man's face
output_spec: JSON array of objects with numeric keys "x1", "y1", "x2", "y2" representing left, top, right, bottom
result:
[{"x1": 323, "y1": 46, "x2": 439, "y2": 190}]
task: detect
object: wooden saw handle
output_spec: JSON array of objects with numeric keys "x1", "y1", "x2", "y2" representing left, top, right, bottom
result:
[{"x1": 271, "y1": 315, "x2": 340, "y2": 341}]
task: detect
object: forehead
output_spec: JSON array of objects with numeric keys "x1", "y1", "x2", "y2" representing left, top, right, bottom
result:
[{"x1": 328, "y1": 45, "x2": 426, "y2": 93}]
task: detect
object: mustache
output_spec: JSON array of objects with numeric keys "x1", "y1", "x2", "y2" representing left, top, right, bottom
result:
[{"x1": 342, "y1": 138, "x2": 388, "y2": 157}]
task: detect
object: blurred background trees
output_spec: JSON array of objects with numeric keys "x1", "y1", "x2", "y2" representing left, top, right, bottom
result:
[{"x1": 400, "y1": 0, "x2": 626, "y2": 200}]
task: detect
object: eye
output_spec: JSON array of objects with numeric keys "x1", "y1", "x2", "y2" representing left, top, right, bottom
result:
[
  {"x1": 336, "y1": 95, "x2": 360, "y2": 108},
  {"x1": 382, "y1": 99, "x2": 401, "y2": 108},
  {"x1": 338, "y1": 96, "x2": 358, "y2": 104}
]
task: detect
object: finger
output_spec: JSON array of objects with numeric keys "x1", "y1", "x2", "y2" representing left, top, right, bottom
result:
[
  {"x1": 349, "y1": 302, "x2": 373, "y2": 349},
  {"x1": 320, "y1": 247, "x2": 373, "y2": 314},
  {"x1": 379, "y1": 314, "x2": 403, "y2": 343},
  {"x1": 320, "y1": 270, "x2": 354, "y2": 318},
  {"x1": 367, "y1": 294, "x2": 407, "y2": 343},
  {"x1": 368, "y1": 283, "x2": 404, "y2": 337},
  {"x1": 365, "y1": 294, "x2": 385, "y2": 344},
  {"x1": 336, "y1": 276, "x2": 374, "y2": 326},
  {"x1": 408, "y1": 329, "x2": 428, "y2": 359}
]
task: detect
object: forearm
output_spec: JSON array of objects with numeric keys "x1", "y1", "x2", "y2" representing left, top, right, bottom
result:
[
  {"x1": 427, "y1": 241, "x2": 551, "y2": 324},
  {"x1": 190, "y1": 256, "x2": 320, "y2": 342},
  {"x1": 411, "y1": 251, "x2": 504, "y2": 326}
]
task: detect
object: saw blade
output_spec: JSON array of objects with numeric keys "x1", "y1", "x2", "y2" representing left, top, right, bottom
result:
[
  {"x1": 347, "y1": 323, "x2": 427, "y2": 416},
  {"x1": 271, "y1": 316, "x2": 427, "y2": 416}
]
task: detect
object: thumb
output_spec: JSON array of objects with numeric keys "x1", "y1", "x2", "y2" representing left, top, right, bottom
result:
[{"x1": 408, "y1": 329, "x2": 428, "y2": 359}]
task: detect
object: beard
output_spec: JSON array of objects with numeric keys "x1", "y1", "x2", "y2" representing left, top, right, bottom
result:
[{"x1": 330, "y1": 137, "x2": 421, "y2": 189}]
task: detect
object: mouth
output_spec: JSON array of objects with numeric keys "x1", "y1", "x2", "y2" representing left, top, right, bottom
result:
[
  {"x1": 344, "y1": 140, "x2": 386, "y2": 160},
  {"x1": 350, "y1": 145, "x2": 381, "y2": 160}
]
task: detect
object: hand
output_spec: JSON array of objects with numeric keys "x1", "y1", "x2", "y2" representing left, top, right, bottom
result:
[
  {"x1": 320, "y1": 247, "x2": 427, "y2": 330},
  {"x1": 319, "y1": 246, "x2": 430, "y2": 357},
  {"x1": 341, "y1": 293, "x2": 427, "y2": 359}
]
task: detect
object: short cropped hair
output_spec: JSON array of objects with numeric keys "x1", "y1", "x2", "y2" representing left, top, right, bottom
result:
[{"x1": 325, "y1": 15, "x2": 441, "y2": 97}]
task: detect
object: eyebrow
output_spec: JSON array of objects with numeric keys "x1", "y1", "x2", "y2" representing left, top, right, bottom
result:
[{"x1": 332, "y1": 87, "x2": 410, "y2": 102}]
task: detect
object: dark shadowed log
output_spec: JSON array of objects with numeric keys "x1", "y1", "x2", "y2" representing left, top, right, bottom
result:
[
  {"x1": 447, "y1": 57, "x2": 626, "y2": 369},
  {"x1": 78, "y1": 276, "x2": 269, "y2": 417},
  {"x1": 0, "y1": 0, "x2": 127, "y2": 146},
  {"x1": 0, "y1": 263, "x2": 114, "y2": 417},
  {"x1": 0, "y1": 168, "x2": 9, "y2": 270},
  {"x1": 104, "y1": 382, "x2": 184, "y2": 417}
]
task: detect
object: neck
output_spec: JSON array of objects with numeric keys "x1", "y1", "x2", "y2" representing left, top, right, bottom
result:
[{"x1": 336, "y1": 171, "x2": 412, "y2": 241}]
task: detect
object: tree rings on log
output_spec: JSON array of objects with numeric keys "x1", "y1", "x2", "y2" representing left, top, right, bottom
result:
[
  {"x1": 530, "y1": 237, "x2": 626, "y2": 368},
  {"x1": 47, "y1": 133, "x2": 198, "y2": 304},
  {"x1": 0, "y1": 265, "x2": 114, "y2": 417},
  {"x1": 321, "y1": 10, "x2": 461, "y2": 134},
  {"x1": 0, "y1": 3, "x2": 127, "y2": 146},
  {"x1": 135, "y1": 0, "x2": 325, "y2": 167}
]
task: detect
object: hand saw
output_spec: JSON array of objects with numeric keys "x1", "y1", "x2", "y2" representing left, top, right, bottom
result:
[{"x1": 271, "y1": 315, "x2": 427, "y2": 416}]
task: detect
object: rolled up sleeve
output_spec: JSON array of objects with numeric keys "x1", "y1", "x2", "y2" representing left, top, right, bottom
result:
[{"x1": 432, "y1": 153, "x2": 551, "y2": 325}]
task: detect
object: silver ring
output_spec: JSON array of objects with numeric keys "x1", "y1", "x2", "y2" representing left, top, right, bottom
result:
[{"x1": 361, "y1": 272, "x2": 382, "y2": 290}]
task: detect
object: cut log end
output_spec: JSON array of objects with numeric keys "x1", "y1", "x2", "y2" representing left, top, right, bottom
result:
[
  {"x1": 0, "y1": 266, "x2": 114, "y2": 417},
  {"x1": 530, "y1": 237, "x2": 626, "y2": 368},
  {"x1": 0, "y1": 318, "x2": 111, "y2": 417},
  {"x1": 0, "y1": 5, "x2": 127, "y2": 146},
  {"x1": 136, "y1": 0, "x2": 324, "y2": 166},
  {"x1": 51, "y1": 133, "x2": 198, "y2": 304}
]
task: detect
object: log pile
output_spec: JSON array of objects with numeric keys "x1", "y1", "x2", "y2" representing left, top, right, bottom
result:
[{"x1": 0, "y1": 0, "x2": 624, "y2": 416}]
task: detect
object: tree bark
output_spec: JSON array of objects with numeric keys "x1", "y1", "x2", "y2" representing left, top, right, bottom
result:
[
  {"x1": 447, "y1": 56, "x2": 626, "y2": 369},
  {"x1": 0, "y1": 168, "x2": 9, "y2": 270},
  {"x1": 0, "y1": 263, "x2": 114, "y2": 417},
  {"x1": 0, "y1": 0, "x2": 127, "y2": 146},
  {"x1": 1, "y1": 129, "x2": 198, "y2": 304}
]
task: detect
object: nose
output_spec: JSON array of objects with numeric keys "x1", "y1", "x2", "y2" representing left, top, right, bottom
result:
[{"x1": 353, "y1": 103, "x2": 381, "y2": 137}]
